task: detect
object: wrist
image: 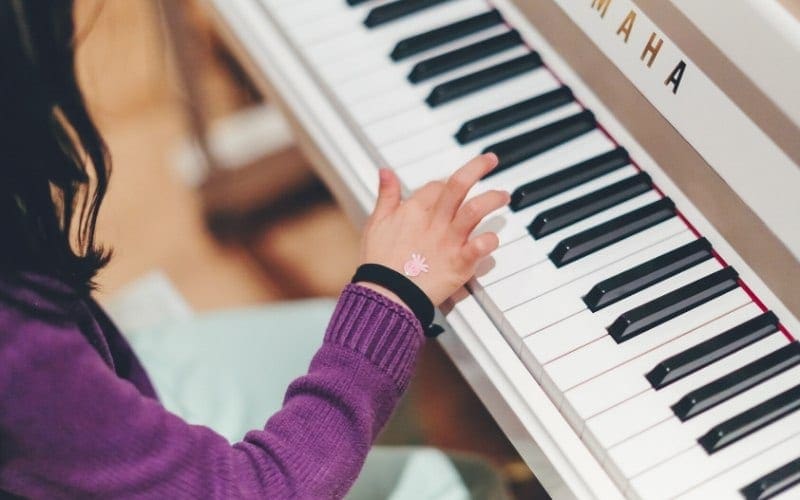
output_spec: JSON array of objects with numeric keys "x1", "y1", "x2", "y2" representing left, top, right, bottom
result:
[
  {"x1": 355, "y1": 281, "x2": 412, "y2": 312},
  {"x1": 351, "y1": 264, "x2": 443, "y2": 338}
]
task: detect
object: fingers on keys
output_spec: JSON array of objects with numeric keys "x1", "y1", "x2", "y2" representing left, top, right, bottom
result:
[
  {"x1": 451, "y1": 189, "x2": 510, "y2": 237},
  {"x1": 380, "y1": 154, "x2": 508, "y2": 246},
  {"x1": 439, "y1": 153, "x2": 508, "y2": 242},
  {"x1": 373, "y1": 168, "x2": 402, "y2": 220},
  {"x1": 434, "y1": 152, "x2": 500, "y2": 221}
]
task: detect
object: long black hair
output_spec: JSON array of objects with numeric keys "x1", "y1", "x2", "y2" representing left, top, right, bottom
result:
[{"x1": 0, "y1": 1, "x2": 110, "y2": 293}]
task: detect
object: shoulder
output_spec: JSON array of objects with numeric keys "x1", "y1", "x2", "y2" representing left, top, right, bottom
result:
[
  {"x1": 0, "y1": 270, "x2": 82, "y2": 322},
  {"x1": 0, "y1": 270, "x2": 85, "y2": 359},
  {"x1": 0, "y1": 271, "x2": 89, "y2": 394}
]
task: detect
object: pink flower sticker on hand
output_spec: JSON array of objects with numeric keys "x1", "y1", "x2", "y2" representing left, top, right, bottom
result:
[{"x1": 403, "y1": 253, "x2": 430, "y2": 278}]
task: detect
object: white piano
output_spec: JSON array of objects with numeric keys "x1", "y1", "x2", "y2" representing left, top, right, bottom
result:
[{"x1": 202, "y1": 0, "x2": 800, "y2": 498}]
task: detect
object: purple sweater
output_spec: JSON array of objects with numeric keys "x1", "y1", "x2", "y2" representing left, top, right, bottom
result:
[{"x1": 0, "y1": 272, "x2": 424, "y2": 499}]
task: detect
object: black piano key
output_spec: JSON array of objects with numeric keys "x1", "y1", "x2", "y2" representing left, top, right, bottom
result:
[
  {"x1": 426, "y1": 52, "x2": 542, "y2": 107},
  {"x1": 584, "y1": 237, "x2": 713, "y2": 312},
  {"x1": 549, "y1": 198, "x2": 676, "y2": 268},
  {"x1": 481, "y1": 110, "x2": 596, "y2": 178},
  {"x1": 408, "y1": 30, "x2": 523, "y2": 83},
  {"x1": 647, "y1": 311, "x2": 780, "y2": 389},
  {"x1": 347, "y1": 0, "x2": 371, "y2": 5},
  {"x1": 529, "y1": 172, "x2": 652, "y2": 239},
  {"x1": 456, "y1": 86, "x2": 574, "y2": 144},
  {"x1": 392, "y1": 10, "x2": 504, "y2": 61},
  {"x1": 365, "y1": 0, "x2": 453, "y2": 28},
  {"x1": 741, "y1": 456, "x2": 800, "y2": 500},
  {"x1": 608, "y1": 267, "x2": 739, "y2": 344},
  {"x1": 510, "y1": 147, "x2": 630, "y2": 211},
  {"x1": 672, "y1": 342, "x2": 800, "y2": 421},
  {"x1": 699, "y1": 382, "x2": 800, "y2": 454}
]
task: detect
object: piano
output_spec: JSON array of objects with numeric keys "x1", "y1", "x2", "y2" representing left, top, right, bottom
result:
[{"x1": 201, "y1": 0, "x2": 800, "y2": 497}]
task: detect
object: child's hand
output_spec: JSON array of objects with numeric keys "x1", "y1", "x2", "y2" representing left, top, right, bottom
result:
[{"x1": 358, "y1": 153, "x2": 509, "y2": 307}]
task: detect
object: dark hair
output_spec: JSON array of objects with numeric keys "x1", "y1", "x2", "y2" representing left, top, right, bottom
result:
[{"x1": 0, "y1": 1, "x2": 110, "y2": 293}]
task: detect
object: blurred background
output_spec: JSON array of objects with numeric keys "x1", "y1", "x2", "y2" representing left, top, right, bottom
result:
[{"x1": 76, "y1": 0, "x2": 546, "y2": 498}]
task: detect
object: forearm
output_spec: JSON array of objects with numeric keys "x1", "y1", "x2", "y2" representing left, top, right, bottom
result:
[
  {"x1": 238, "y1": 284, "x2": 424, "y2": 497},
  {"x1": 0, "y1": 284, "x2": 423, "y2": 499}
]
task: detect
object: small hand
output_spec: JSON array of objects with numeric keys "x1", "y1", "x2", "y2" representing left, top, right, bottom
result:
[{"x1": 359, "y1": 153, "x2": 509, "y2": 307}]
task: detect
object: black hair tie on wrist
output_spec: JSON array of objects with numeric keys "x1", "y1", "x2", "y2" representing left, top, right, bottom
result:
[{"x1": 351, "y1": 264, "x2": 444, "y2": 338}]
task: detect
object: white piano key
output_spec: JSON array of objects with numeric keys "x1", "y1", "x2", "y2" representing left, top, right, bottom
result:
[
  {"x1": 272, "y1": 0, "x2": 356, "y2": 26},
  {"x1": 489, "y1": 219, "x2": 688, "y2": 316},
  {"x1": 628, "y1": 407, "x2": 800, "y2": 499},
  {"x1": 480, "y1": 191, "x2": 663, "y2": 305},
  {"x1": 358, "y1": 87, "x2": 437, "y2": 133},
  {"x1": 259, "y1": 0, "x2": 305, "y2": 6},
  {"x1": 398, "y1": 128, "x2": 613, "y2": 191},
  {"x1": 583, "y1": 325, "x2": 785, "y2": 452},
  {"x1": 485, "y1": 165, "x2": 640, "y2": 246},
  {"x1": 335, "y1": 45, "x2": 530, "y2": 106},
  {"x1": 562, "y1": 302, "x2": 761, "y2": 427},
  {"x1": 676, "y1": 432, "x2": 800, "y2": 499},
  {"x1": 262, "y1": 0, "x2": 323, "y2": 5},
  {"x1": 542, "y1": 268, "x2": 746, "y2": 390},
  {"x1": 395, "y1": 147, "x2": 471, "y2": 189},
  {"x1": 303, "y1": 1, "x2": 490, "y2": 66},
  {"x1": 518, "y1": 259, "x2": 728, "y2": 378},
  {"x1": 496, "y1": 225, "x2": 686, "y2": 350},
  {"x1": 349, "y1": 47, "x2": 536, "y2": 124},
  {"x1": 475, "y1": 235, "x2": 540, "y2": 294},
  {"x1": 318, "y1": 24, "x2": 511, "y2": 85},
  {"x1": 290, "y1": 8, "x2": 364, "y2": 46},
  {"x1": 378, "y1": 98, "x2": 538, "y2": 168},
  {"x1": 467, "y1": 144, "x2": 624, "y2": 216},
  {"x1": 482, "y1": 219, "x2": 685, "y2": 311},
  {"x1": 479, "y1": 129, "x2": 618, "y2": 189},
  {"x1": 607, "y1": 363, "x2": 800, "y2": 481},
  {"x1": 363, "y1": 69, "x2": 561, "y2": 146},
  {"x1": 281, "y1": 1, "x2": 398, "y2": 46},
  {"x1": 379, "y1": 101, "x2": 582, "y2": 168}
]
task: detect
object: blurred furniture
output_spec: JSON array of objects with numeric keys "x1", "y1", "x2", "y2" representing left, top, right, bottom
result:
[{"x1": 157, "y1": 0, "x2": 319, "y2": 238}]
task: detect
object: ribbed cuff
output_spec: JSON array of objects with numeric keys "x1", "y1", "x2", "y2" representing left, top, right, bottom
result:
[{"x1": 324, "y1": 284, "x2": 425, "y2": 392}]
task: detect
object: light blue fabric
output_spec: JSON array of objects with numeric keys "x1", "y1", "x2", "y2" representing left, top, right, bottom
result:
[
  {"x1": 128, "y1": 300, "x2": 336, "y2": 442},
  {"x1": 125, "y1": 300, "x2": 508, "y2": 499}
]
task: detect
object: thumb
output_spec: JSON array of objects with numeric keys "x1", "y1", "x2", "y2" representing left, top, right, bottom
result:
[{"x1": 372, "y1": 168, "x2": 401, "y2": 220}]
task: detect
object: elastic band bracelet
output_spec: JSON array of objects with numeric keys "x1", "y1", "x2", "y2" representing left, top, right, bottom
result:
[{"x1": 351, "y1": 264, "x2": 444, "y2": 338}]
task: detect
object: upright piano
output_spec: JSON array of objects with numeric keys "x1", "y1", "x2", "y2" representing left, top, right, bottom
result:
[{"x1": 202, "y1": 0, "x2": 800, "y2": 497}]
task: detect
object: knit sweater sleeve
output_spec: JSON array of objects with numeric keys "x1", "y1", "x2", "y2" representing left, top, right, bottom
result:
[{"x1": 0, "y1": 284, "x2": 424, "y2": 499}]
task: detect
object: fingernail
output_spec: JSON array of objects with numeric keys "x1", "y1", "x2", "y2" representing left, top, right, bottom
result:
[{"x1": 484, "y1": 152, "x2": 499, "y2": 165}]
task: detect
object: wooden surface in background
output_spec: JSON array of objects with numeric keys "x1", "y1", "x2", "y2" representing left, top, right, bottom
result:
[{"x1": 77, "y1": 0, "x2": 281, "y2": 308}]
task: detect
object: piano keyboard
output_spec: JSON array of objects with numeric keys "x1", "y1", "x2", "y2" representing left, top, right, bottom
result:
[{"x1": 224, "y1": 0, "x2": 800, "y2": 497}]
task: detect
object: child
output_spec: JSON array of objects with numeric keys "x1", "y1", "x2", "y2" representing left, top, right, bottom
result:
[{"x1": 0, "y1": 2, "x2": 509, "y2": 498}]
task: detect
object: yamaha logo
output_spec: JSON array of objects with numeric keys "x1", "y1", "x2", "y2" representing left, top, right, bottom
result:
[{"x1": 590, "y1": 0, "x2": 687, "y2": 94}]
